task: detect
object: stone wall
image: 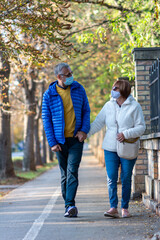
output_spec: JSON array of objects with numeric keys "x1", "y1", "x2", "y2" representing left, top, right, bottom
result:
[
  {"x1": 141, "y1": 133, "x2": 160, "y2": 216},
  {"x1": 89, "y1": 128, "x2": 105, "y2": 167},
  {"x1": 132, "y1": 48, "x2": 160, "y2": 210}
]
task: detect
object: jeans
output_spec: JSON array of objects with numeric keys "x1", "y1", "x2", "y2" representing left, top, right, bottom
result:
[
  {"x1": 104, "y1": 150, "x2": 136, "y2": 209},
  {"x1": 56, "y1": 137, "x2": 83, "y2": 207}
]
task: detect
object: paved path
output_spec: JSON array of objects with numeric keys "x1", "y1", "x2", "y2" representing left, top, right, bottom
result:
[{"x1": 0, "y1": 148, "x2": 160, "y2": 240}]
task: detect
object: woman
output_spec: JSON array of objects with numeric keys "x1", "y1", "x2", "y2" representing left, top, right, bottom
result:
[{"x1": 88, "y1": 80, "x2": 145, "y2": 218}]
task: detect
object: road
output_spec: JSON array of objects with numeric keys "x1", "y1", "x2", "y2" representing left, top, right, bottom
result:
[
  {"x1": 12, "y1": 152, "x2": 24, "y2": 158},
  {"x1": 0, "y1": 147, "x2": 160, "y2": 240}
]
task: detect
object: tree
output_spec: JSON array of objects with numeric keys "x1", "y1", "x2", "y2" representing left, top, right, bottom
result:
[
  {"x1": 0, "y1": 0, "x2": 74, "y2": 62},
  {"x1": 22, "y1": 66, "x2": 37, "y2": 171},
  {"x1": 0, "y1": 0, "x2": 74, "y2": 177},
  {"x1": 34, "y1": 78, "x2": 44, "y2": 166},
  {"x1": 57, "y1": 0, "x2": 160, "y2": 120},
  {"x1": 67, "y1": 0, "x2": 160, "y2": 76},
  {"x1": 0, "y1": 48, "x2": 15, "y2": 178},
  {"x1": 58, "y1": 3, "x2": 123, "y2": 119}
]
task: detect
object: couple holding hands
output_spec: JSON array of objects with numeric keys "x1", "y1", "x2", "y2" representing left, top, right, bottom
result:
[{"x1": 42, "y1": 63, "x2": 145, "y2": 219}]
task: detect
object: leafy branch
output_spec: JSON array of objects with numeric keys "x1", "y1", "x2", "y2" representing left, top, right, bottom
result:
[{"x1": 67, "y1": 0, "x2": 143, "y2": 14}]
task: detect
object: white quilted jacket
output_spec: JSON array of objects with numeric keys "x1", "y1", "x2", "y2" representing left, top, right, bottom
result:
[{"x1": 88, "y1": 95, "x2": 146, "y2": 152}]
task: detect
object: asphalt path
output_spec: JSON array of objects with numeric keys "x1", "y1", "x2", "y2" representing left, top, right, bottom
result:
[{"x1": 0, "y1": 147, "x2": 160, "y2": 240}]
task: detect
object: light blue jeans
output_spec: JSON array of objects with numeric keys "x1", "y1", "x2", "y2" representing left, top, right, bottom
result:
[{"x1": 104, "y1": 150, "x2": 136, "y2": 209}]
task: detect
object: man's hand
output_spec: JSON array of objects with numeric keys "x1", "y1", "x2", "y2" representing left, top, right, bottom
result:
[
  {"x1": 51, "y1": 144, "x2": 62, "y2": 152},
  {"x1": 75, "y1": 131, "x2": 87, "y2": 142},
  {"x1": 117, "y1": 133, "x2": 125, "y2": 142}
]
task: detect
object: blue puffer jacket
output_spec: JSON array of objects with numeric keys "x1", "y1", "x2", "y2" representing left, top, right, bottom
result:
[{"x1": 42, "y1": 81, "x2": 90, "y2": 147}]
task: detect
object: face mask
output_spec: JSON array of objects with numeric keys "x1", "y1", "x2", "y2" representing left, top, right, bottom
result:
[
  {"x1": 111, "y1": 90, "x2": 121, "y2": 99},
  {"x1": 64, "y1": 76, "x2": 74, "y2": 86}
]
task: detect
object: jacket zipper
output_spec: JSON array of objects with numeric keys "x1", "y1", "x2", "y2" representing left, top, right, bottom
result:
[{"x1": 70, "y1": 88, "x2": 77, "y2": 136}]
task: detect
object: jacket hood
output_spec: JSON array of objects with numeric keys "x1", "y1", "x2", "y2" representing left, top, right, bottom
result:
[
  {"x1": 111, "y1": 94, "x2": 136, "y2": 105},
  {"x1": 48, "y1": 80, "x2": 80, "y2": 95}
]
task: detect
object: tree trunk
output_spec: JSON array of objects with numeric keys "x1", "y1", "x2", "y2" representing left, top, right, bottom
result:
[
  {"x1": 0, "y1": 50, "x2": 15, "y2": 178},
  {"x1": 34, "y1": 118, "x2": 43, "y2": 166},
  {"x1": 41, "y1": 80, "x2": 48, "y2": 164},
  {"x1": 49, "y1": 144, "x2": 54, "y2": 162},
  {"x1": 22, "y1": 66, "x2": 39, "y2": 171},
  {"x1": 2, "y1": 111, "x2": 14, "y2": 177},
  {"x1": 42, "y1": 127, "x2": 47, "y2": 164},
  {"x1": 23, "y1": 89, "x2": 36, "y2": 171},
  {"x1": 0, "y1": 111, "x2": 5, "y2": 179}
]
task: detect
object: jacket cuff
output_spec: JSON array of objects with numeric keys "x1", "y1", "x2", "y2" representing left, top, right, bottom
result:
[
  {"x1": 80, "y1": 127, "x2": 90, "y2": 135},
  {"x1": 122, "y1": 131, "x2": 129, "y2": 139},
  {"x1": 49, "y1": 139, "x2": 58, "y2": 148}
]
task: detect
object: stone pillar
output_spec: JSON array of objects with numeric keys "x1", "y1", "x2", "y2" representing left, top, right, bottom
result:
[{"x1": 132, "y1": 47, "x2": 160, "y2": 198}]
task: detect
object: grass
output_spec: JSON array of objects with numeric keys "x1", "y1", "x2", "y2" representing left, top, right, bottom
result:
[
  {"x1": 16, "y1": 161, "x2": 58, "y2": 180},
  {"x1": 0, "y1": 158, "x2": 58, "y2": 185},
  {"x1": 12, "y1": 156, "x2": 23, "y2": 162},
  {"x1": 0, "y1": 157, "x2": 58, "y2": 198}
]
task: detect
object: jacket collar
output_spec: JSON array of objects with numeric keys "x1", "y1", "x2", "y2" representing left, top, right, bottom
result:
[
  {"x1": 111, "y1": 95, "x2": 135, "y2": 105},
  {"x1": 48, "y1": 80, "x2": 79, "y2": 95}
]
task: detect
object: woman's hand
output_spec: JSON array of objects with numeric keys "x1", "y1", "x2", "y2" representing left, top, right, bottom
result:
[
  {"x1": 117, "y1": 133, "x2": 125, "y2": 142},
  {"x1": 75, "y1": 131, "x2": 87, "y2": 142}
]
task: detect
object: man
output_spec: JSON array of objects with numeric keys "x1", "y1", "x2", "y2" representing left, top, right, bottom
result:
[{"x1": 42, "y1": 63, "x2": 90, "y2": 217}]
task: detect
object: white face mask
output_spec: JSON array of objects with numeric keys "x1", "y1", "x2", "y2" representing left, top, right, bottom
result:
[{"x1": 111, "y1": 90, "x2": 121, "y2": 99}]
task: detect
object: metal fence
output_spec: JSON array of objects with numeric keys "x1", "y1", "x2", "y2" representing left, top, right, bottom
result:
[{"x1": 149, "y1": 58, "x2": 160, "y2": 133}]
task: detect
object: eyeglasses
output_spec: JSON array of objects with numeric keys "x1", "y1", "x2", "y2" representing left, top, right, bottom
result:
[
  {"x1": 60, "y1": 72, "x2": 73, "y2": 77},
  {"x1": 112, "y1": 86, "x2": 119, "y2": 90}
]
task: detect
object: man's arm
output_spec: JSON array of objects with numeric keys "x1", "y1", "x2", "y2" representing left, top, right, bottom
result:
[
  {"x1": 42, "y1": 93, "x2": 57, "y2": 147},
  {"x1": 80, "y1": 86, "x2": 90, "y2": 134}
]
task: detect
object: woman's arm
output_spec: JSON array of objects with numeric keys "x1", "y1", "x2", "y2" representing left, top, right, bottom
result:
[
  {"x1": 87, "y1": 103, "x2": 107, "y2": 138},
  {"x1": 122, "y1": 104, "x2": 146, "y2": 139}
]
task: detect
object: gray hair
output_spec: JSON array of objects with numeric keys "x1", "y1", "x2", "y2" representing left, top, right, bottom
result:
[{"x1": 54, "y1": 63, "x2": 70, "y2": 76}]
